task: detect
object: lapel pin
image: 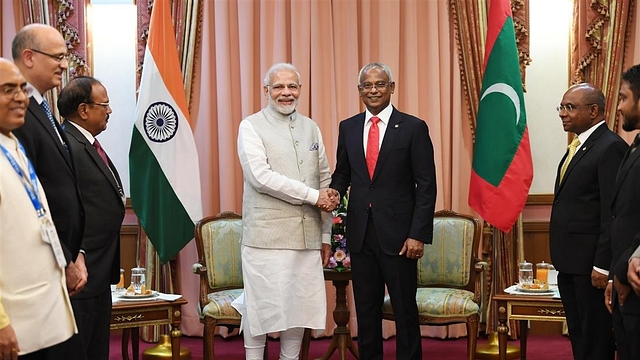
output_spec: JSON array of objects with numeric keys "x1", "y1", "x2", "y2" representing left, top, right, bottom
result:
[{"x1": 394, "y1": 124, "x2": 399, "y2": 128}]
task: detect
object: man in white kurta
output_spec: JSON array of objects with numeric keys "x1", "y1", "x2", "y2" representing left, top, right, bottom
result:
[
  {"x1": 0, "y1": 58, "x2": 76, "y2": 360},
  {"x1": 235, "y1": 63, "x2": 335, "y2": 359}
]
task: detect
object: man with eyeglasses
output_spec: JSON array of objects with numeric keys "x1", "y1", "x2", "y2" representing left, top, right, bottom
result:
[
  {"x1": 234, "y1": 63, "x2": 335, "y2": 359},
  {"x1": 0, "y1": 57, "x2": 77, "y2": 360},
  {"x1": 549, "y1": 83, "x2": 625, "y2": 360},
  {"x1": 11, "y1": 24, "x2": 87, "y2": 359},
  {"x1": 330, "y1": 62, "x2": 436, "y2": 360},
  {"x1": 55, "y1": 76, "x2": 124, "y2": 360}
]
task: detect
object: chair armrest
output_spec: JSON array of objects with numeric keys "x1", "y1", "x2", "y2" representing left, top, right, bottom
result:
[
  {"x1": 475, "y1": 261, "x2": 487, "y2": 273},
  {"x1": 192, "y1": 262, "x2": 207, "y2": 275}
]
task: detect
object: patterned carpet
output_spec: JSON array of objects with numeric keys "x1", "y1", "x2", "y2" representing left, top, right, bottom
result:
[{"x1": 109, "y1": 332, "x2": 573, "y2": 359}]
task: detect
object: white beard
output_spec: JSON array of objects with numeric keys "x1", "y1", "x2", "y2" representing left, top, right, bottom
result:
[{"x1": 268, "y1": 96, "x2": 297, "y2": 115}]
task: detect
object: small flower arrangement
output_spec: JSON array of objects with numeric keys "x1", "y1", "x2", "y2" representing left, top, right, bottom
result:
[{"x1": 326, "y1": 193, "x2": 351, "y2": 271}]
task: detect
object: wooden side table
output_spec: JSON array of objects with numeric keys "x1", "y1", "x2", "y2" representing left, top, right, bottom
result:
[
  {"x1": 301, "y1": 269, "x2": 359, "y2": 360},
  {"x1": 493, "y1": 293, "x2": 565, "y2": 360},
  {"x1": 111, "y1": 297, "x2": 188, "y2": 360},
  {"x1": 321, "y1": 269, "x2": 359, "y2": 360}
]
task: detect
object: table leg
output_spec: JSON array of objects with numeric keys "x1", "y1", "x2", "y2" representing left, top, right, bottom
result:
[
  {"x1": 519, "y1": 320, "x2": 528, "y2": 360},
  {"x1": 170, "y1": 325, "x2": 183, "y2": 360},
  {"x1": 122, "y1": 329, "x2": 131, "y2": 360},
  {"x1": 497, "y1": 303, "x2": 509, "y2": 360},
  {"x1": 132, "y1": 328, "x2": 139, "y2": 360},
  {"x1": 318, "y1": 279, "x2": 359, "y2": 360}
]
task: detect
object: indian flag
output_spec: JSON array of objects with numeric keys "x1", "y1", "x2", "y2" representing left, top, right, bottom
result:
[
  {"x1": 129, "y1": 0, "x2": 203, "y2": 263},
  {"x1": 468, "y1": 0, "x2": 533, "y2": 233}
]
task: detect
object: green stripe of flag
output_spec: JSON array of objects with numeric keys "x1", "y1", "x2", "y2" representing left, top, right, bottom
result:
[{"x1": 129, "y1": 127, "x2": 194, "y2": 263}]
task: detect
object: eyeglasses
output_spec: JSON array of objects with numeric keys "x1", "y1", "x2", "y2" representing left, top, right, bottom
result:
[
  {"x1": 87, "y1": 102, "x2": 110, "y2": 108},
  {"x1": 556, "y1": 103, "x2": 596, "y2": 113},
  {"x1": 1, "y1": 85, "x2": 33, "y2": 99},
  {"x1": 30, "y1": 48, "x2": 70, "y2": 63},
  {"x1": 269, "y1": 83, "x2": 300, "y2": 92},
  {"x1": 359, "y1": 82, "x2": 391, "y2": 91}
]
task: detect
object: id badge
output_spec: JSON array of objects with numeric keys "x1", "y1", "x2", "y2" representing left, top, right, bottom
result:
[{"x1": 40, "y1": 217, "x2": 67, "y2": 269}]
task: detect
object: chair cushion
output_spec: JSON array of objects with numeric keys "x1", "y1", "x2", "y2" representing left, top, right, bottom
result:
[
  {"x1": 382, "y1": 288, "x2": 479, "y2": 318},
  {"x1": 202, "y1": 289, "x2": 243, "y2": 320}
]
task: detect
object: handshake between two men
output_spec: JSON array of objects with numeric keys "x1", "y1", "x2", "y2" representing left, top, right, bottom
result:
[{"x1": 316, "y1": 188, "x2": 340, "y2": 212}]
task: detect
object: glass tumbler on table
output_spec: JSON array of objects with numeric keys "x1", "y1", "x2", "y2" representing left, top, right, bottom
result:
[
  {"x1": 536, "y1": 261, "x2": 551, "y2": 289},
  {"x1": 518, "y1": 261, "x2": 533, "y2": 286},
  {"x1": 131, "y1": 267, "x2": 146, "y2": 294}
]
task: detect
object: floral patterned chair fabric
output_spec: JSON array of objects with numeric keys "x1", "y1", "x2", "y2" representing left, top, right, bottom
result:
[
  {"x1": 193, "y1": 211, "x2": 244, "y2": 359},
  {"x1": 382, "y1": 209, "x2": 485, "y2": 360}
]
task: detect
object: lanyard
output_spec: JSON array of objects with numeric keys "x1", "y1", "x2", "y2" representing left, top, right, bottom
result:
[{"x1": 0, "y1": 140, "x2": 45, "y2": 217}]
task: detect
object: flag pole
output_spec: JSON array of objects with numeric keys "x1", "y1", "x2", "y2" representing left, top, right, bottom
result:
[{"x1": 475, "y1": 215, "x2": 523, "y2": 359}]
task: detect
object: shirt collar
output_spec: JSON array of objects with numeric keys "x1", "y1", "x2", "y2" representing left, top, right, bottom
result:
[
  {"x1": 365, "y1": 103, "x2": 393, "y2": 125},
  {"x1": 576, "y1": 120, "x2": 605, "y2": 145},
  {"x1": 67, "y1": 120, "x2": 96, "y2": 144}
]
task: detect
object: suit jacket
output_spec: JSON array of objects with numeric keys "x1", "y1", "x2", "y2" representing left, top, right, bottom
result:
[
  {"x1": 12, "y1": 98, "x2": 85, "y2": 262},
  {"x1": 330, "y1": 107, "x2": 437, "y2": 255},
  {"x1": 609, "y1": 137, "x2": 640, "y2": 314},
  {"x1": 65, "y1": 124, "x2": 125, "y2": 298},
  {"x1": 549, "y1": 123, "x2": 626, "y2": 275}
]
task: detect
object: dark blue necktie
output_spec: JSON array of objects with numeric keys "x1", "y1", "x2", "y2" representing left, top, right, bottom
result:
[{"x1": 41, "y1": 99, "x2": 58, "y2": 132}]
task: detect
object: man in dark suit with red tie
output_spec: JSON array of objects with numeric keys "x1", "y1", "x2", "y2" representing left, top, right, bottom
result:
[
  {"x1": 330, "y1": 62, "x2": 437, "y2": 360},
  {"x1": 11, "y1": 24, "x2": 87, "y2": 296},
  {"x1": 57, "y1": 76, "x2": 125, "y2": 360},
  {"x1": 549, "y1": 83, "x2": 625, "y2": 360}
]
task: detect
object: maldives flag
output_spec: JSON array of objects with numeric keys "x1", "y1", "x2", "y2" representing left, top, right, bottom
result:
[
  {"x1": 468, "y1": 0, "x2": 533, "y2": 233},
  {"x1": 129, "y1": 0, "x2": 203, "y2": 263}
]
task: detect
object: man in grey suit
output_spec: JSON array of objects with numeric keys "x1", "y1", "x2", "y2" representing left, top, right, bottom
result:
[
  {"x1": 549, "y1": 83, "x2": 625, "y2": 360},
  {"x1": 58, "y1": 77, "x2": 125, "y2": 360}
]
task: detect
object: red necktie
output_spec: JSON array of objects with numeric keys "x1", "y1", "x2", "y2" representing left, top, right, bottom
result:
[
  {"x1": 93, "y1": 139, "x2": 110, "y2": 167},
  {"x1": 366, "y1": 116, "x2": 380, "y2": 179}
]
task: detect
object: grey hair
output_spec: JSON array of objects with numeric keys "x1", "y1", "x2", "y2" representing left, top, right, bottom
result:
[
  {"x1": 358, "y1": 62, "x2": 394, "y2": 84},
  {"x1": 263, "y1": 63, "x2": 301, "y2": 86}
]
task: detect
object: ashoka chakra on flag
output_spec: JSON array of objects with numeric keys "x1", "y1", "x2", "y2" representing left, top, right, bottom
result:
[{"x1": 143, "y1": 101, "x2": 179, "y2": 142}]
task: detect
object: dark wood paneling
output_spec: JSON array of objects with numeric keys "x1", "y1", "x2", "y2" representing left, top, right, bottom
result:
[{"x1": 522, "y1": 220, "x2": 564, "y2": 335}]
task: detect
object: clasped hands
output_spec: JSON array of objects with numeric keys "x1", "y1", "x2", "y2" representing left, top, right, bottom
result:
[{"x1": 316, "y1": 188, "x2": 340, "y2": 212}]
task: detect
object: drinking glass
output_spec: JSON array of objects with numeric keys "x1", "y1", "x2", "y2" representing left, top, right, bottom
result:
[
  {"x1": 536, "y1": 261, "x2": 550, "y2": 288},
  {"x1": 518, "y1": 261, "x2": 533, "y2": 286},
  {"x1": 131, "y1": 267, "x2": 146, "y2": 294}
]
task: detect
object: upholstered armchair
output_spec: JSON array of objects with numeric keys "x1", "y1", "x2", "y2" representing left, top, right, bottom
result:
[
  {"x1": 382, "y1": 209, "x2": 485, "y2": 360},
  {"x1": 192, "y1": 211, "x2": 245, "y2": 360}
]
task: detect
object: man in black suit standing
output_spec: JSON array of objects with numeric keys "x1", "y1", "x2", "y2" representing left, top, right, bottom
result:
[
  {"x1": 606, "y1": 63, "x2": 640, "y2": 360},
  {"x1": 57, "y1": 77, "x2": 125, "y2": 360},
  {"x1": 549, "y1": 83, "x2": 625, "y2": 360},
  {"x1": 330, "y1": 62, "x2": 437, "y2": 360},
  {"x1": 11, "y1": 24, "x2": 87, "y2": 295}
]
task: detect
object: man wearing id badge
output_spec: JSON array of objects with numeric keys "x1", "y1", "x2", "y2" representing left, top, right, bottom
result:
[{"x1": 0, "y1": 58, "x2": 76, "y2": 359}]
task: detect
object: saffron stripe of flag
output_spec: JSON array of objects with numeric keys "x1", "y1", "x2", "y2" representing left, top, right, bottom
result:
[{"x1": 129, "y1": 0, "x2": 203, "y2": 263}]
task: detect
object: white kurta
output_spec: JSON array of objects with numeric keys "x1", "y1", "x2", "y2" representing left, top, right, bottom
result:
[
  {"x1": 234, "y1": 246, "x2": 327, "y2": 336},
  {"x1": 234, "y1": 107, "x2": 331, "y2": 336},
  {"x1": 0, "y1": 133, "x2": 77, "y2": 355}
]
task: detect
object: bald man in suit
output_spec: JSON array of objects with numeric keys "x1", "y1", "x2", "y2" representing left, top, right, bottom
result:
[
  {"x1": 549, "y1": 83, "x2": 624, "y2": 360},
  {"x1": 11, "y1": 23, "x2": 87, "y2": 296}
]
